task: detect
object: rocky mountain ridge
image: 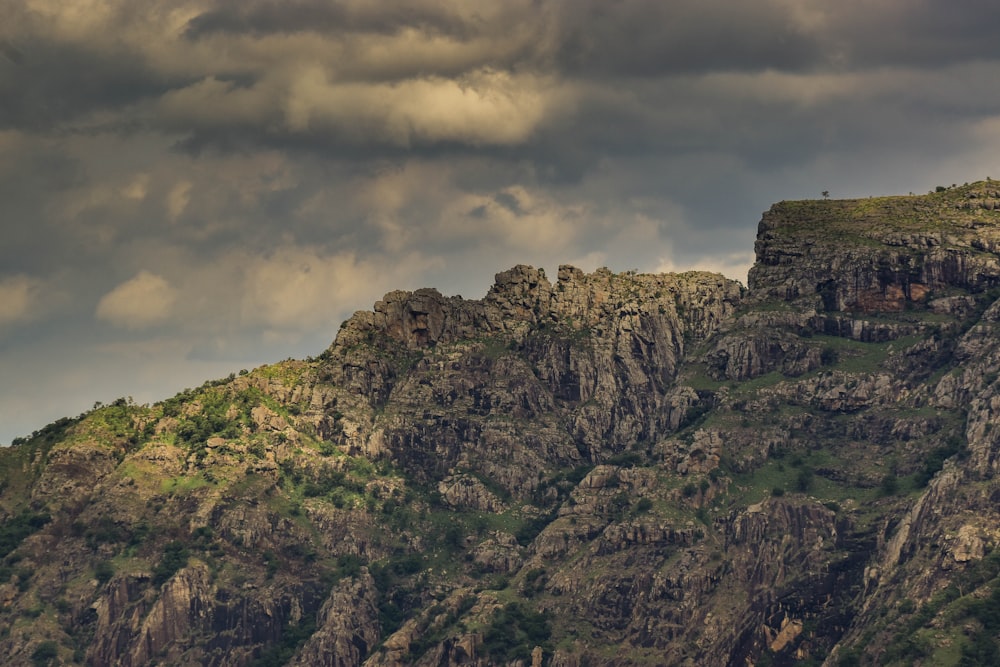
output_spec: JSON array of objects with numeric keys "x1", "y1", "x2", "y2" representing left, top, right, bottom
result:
[{"x1": 4, "y1": 182, "x2": 1000, "y2": 665}]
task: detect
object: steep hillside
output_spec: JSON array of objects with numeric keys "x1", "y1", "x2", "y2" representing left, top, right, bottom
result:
[{"x1": 4, "y1": 182, "x2": 1000, "y2": 666}]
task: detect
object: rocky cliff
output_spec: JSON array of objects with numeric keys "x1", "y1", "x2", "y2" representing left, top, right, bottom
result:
[{"x1": 4, "y1": 182, "x2": 1000, "y2": 666}]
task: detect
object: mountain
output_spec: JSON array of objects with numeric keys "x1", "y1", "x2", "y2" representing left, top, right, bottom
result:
[{"x1": 5, "y1": 182, "x2": 1000, "y2": 666}]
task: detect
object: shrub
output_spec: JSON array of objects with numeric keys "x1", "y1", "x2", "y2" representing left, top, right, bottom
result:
[
  {"x1": 565, "y1": 465, "x2": 594, "y2": 485},
  {"x1": 607, "y1": 492, "x2": 631, "y2": 520},
  {"x1": 516, "y1": 513, "x2": 554, "y2": 546},
  {"x1": 152, "y1": 541, "x2": 190, "y2": 586},
  {"x1": 94, "y1": 560, "x2": 114, "y2": 584},
  {"x1": 522, "y1": 567, "x2": 547, "y2": 597},
  {"x1": 482, "y1": 602, "x2": 551, "y2": 663},
  {"x1": 444, "y1": 524, "x2": 465, "y2": 551},
  {"x1": 0, "y1": 510, "x2": 51, "y2": 559},
  {"x1": 880, "y1": 473, "x2": 899, "y2": 496},
  {"x1": 916, "y1": 438, "x2": 968, "y2": 487},
  {"x1": 607, "y1": 452, "x2": 642, "y2": 467},
  {"x1": 795, "y1": 467, "x2": 814, "y2": 492},
  {"x1": 31, "y1": 641, "x2": 59, "y2": 666},
  {"x1": 632, "y1": 498, "x2": 653, "y2": 515},
  {"x1": 264, "y1": 550, "x2": 280, "y2": 579},
  {"x1": 249, "y1": 614, "x2": 317, "y2": 667},
  {"x1": 836, "y1": 648, "x2": 862, "y2": 667}
]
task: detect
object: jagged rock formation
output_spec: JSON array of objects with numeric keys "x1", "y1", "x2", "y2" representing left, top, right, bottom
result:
[{"x1": 4, "y1": 182, "x2": 1000, "y2": 666}]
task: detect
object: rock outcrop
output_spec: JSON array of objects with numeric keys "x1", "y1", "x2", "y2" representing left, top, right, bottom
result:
[
  {"x1": 750, "y1": 187, "x2": 1000, "y2": 312},
  {"x1": 5, "y1": 182, "x2": 1000, "y2": 666}
]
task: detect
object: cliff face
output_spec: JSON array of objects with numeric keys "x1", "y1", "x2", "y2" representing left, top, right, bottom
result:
[
  {"x1": 750, "y1": 184, "x2": 1000, "y2": 312},
  {"x1": 321, "y1": 265, "x2": 740, "y2": 496},
  {"x1": 4, "y1": 182, "x2": 1000, "y2": 666}
]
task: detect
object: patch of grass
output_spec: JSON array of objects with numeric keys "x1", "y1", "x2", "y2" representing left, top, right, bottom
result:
[
  {"x1": 681, "y1": 365, "x2": 726, "y2": 391},
  {"x1": 727, "y1": 450, "x2": 880, "y2": 507},
  {"x1": 160, "y1": 474, "x2": 211, "y2": 495},
  {"x1": 810, "y1": 335, "x2": 922, "y2": 375},
  {"x1": 883, "y1": 550, "x2": 1000, "y2": 664},
  {"x1": 731, "y1": 371, "x2": 788, "y2": 396}
]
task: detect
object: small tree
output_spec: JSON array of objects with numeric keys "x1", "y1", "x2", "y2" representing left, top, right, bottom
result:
[
  {"x1": 880, "y1": 473, "x2": 899, "y2": 496},
  {"x1": 822, "y1": 190, "x2": 830, "y2": 199},
  {"x1": 31, "y1": 641, "x2": 59, "y2": 666}
]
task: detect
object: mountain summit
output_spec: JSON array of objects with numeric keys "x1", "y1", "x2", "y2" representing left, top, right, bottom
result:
[{"x1": 4, "y1": 183, "x2": 1000, "y2": 665}]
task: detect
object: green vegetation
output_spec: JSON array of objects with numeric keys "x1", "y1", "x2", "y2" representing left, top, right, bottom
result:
[
  {"x1": 916, "y1": 436, "x2": 968, "y2": 487},
  {"x1": 6, "y1": 189, "x2": 1000, "y2": 665},
  {"x1": 811, "y1": 334, "x2": 923, "y2": 375},
  {"x1": 795, "y1": 466, "x2": 814, "y2": 492},
  {"x1": 482, "y1": 602, "x2": 552, "y2": 663},
  {"x1": 404, "y1": 596, "x2": 478, "y2": 660},
  {"x1": 30, "y1": 640, "x2": 59, "y2": 666},
  {"x1": 774, "y1": 183, "x2": 1000, "y2": 245},
  {"x1": 0, "y1": 510, "x2": 50, "y2": 559},
  {"x1": 632, "y1": 497, "x2": 654, "y2": 515},
  {"x1": 879, "y1": 473, "x2": 899, "y2": 497},
  {"x1": 73, "y1": 397, "x2": 152, "y2": 456},
  {"x1": 515, "y1": 511, "x2": 555, "y2": 546},
  {"x1": 882, "y1": 550, "x2": 1000, "y2": 665},
  {"x1": 249, "y1": 615, "x2": 317, "y2": 667},
  {"x1": 9, "y1": 416, "x2": 80, "y2": 449},
  {"x1": 160, "y1": 474, "x2": 212, "y2": 495},
  {"x1": 152, "y1": 541, "x2": 190, "y2": 586},
  {"x1": 93, "y1": 560, "x2": 114, "y2": 584},
  {"x1": 372, "y1": 552, "x2": 427, "y2": 637},
  {"x1": 606, "y1": 451, "x2": 643, "y2": 467},
  {"x1": 169, "y1": 388, "x2": 242, "y2": 448},
  {"x1": 959, "y1": 586, "x2": 1000, "y2": 665},
  {"x1": 2, "y1": 417, "x2": 81, "y2": 495}
]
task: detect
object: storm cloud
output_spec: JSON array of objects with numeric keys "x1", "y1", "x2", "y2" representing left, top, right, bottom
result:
[{"x1": 2, "y1": 0, "x2": 1000, "y2": 442}]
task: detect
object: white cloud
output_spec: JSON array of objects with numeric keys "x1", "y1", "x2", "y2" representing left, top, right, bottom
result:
[
  {"x1": 441, "y1": 185, "x2": 582, "y2": 250},
  {"x1": 166, "y1": 180, "x2": 192, "y2": 221},
  {"x1": 654, "y1": 251, "x2": 755, "y2": 285},
  {"x1": 95, "y1": 271, "x2": 178, "y2": 329},
  {"x1": 120, "y1": 173, "x2": 150, "y2": 201},
  {"x1": 284, "y1": 66, "x2": 554, "y2": 147},
  {"x1": 0, "y1": 275, "x2": 41, "y2": 327},
  {"x1": 238, "y1": 245, "x2": 435, "y2": 332}
]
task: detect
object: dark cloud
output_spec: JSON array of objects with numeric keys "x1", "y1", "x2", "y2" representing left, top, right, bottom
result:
[
  {"x1": 824, "y1": 0, "x2": 1000, "y2": 68},
  {"x1": 0, "y1": 42, "x2": 186, "y2": 131},
  {"x1": 183, "y1": 0, "x2": 474, "y2": 40},
  {"x1": 0, "y1": 39, "x2": 24, "y2": 64},
  {"x1": 548, "y1": 0, "x2": 829, "y2": 76},
  {"x1": 4, "y1": 0, "x2": 1000, "y2": 443}
]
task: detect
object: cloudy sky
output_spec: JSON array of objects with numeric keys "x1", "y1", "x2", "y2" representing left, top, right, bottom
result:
[{"x1": 2, "y1": 0, "x2": 1000, "y2": 443}]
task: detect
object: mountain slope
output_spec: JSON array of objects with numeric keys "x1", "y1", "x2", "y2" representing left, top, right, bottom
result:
[{"x1": 4, "y1": 182, "x2": 1000, "y2": 666}]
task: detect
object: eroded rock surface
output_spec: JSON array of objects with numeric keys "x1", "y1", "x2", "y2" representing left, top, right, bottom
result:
[{"x1": 5, "y1": 184, "x2": 1000, "y2": 666}]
